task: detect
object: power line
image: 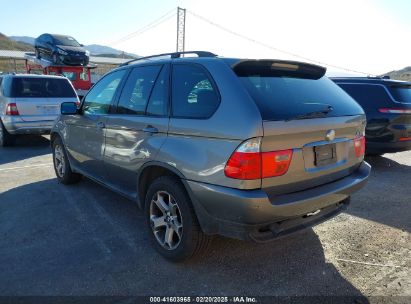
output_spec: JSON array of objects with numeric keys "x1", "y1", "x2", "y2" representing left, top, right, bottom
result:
[
  {"x1": 110, "y1": 8, "x2": 176, "y2": 47},
  {"x1": 188, "y1": 10, "x2": 374, "y2": 75}
]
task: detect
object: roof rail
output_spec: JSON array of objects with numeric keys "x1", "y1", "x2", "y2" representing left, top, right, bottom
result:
[
  {"x1": 119, "y1": 51, "x2": 217, "y2": 67},
  {"x1": 367, "y1": 75, "x2": 390, "y2": 80}
]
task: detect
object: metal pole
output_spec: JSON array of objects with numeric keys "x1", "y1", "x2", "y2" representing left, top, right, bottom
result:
[{"x1": 176, "y1": 7, "x2": 186, "y2": 52}]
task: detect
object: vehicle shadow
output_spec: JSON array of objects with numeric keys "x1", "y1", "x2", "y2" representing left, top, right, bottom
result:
[
  {"x1": 0, "y1": 135, "x2": 50, "y2": 165},
  {"x1": 0, "y1": 178, "x2": 368, "y2": 300},
  {"x1": 346, "y1": 155, "x2": 411, "y2": 233}
]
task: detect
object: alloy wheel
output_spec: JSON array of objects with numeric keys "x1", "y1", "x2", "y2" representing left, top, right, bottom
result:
[
  {"x1": 54, "y1": 144, "x2": 66, "y2": 177},
  {"x1": 149, "y1": 191, "x2": 183, "y2": 250}
]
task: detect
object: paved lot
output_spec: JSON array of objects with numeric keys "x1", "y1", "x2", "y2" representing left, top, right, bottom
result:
[{"x1": 0, "y1": 135, "x2": 410, "y2": 298}]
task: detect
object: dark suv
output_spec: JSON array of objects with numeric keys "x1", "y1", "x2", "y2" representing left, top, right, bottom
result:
[
  {"x1": 35, "y1": 33, "x2": 90, "y2": 66},
  {"x1": 332, "y1": 77, "x2": 411, "y2": 154},
  {"x1": 51, "y1": 51, "x2": 370, "y2": 261}
]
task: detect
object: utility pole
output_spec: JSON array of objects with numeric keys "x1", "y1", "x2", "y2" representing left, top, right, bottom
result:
[{"x1": 176, "y1": 7, "x2": 186, "y2": 52}]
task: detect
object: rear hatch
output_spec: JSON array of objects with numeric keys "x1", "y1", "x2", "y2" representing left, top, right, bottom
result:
[
  {"x1": 385, "y1": 83, "x2": 411, "y2": 141},
  {"x1": 233, "y1": 60, "x2": 366, "y2": 195},
  {"x1": 10, "y1": 77, "x2": 78, "y2": 122}
]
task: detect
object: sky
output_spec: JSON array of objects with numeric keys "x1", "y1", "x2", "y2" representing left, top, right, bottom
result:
[{"x1": 1, "y1": 0, "x2": 410, "y2": 75}]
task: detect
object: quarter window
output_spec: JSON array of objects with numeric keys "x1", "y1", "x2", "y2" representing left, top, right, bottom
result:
[
  {"x1": 117, "y1": 65, "x2": 162, "y2": 115},
  {"x1": 83, "y1": 69, "x2": 126, "y2": 115},
  {"x1": 172, "y1": 64, "x2": 219, "y2": 119}
]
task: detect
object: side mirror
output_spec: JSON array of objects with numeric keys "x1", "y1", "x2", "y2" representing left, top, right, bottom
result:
[
  {"x1": 80, "y1": 44, "x2": 84, "y2": 47},
  {"x1": 61, "y1": 102, "x2": 78, "y2": 115}
]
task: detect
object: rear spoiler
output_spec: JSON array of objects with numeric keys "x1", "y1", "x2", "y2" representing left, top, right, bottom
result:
[{"x1": 232, "y1": 59, "x2": 326, "y2": 80}]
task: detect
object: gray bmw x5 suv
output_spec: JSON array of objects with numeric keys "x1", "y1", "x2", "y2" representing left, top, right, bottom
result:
[{"x1": 51, "y1": 51, "x2": 371, "y2": 261}]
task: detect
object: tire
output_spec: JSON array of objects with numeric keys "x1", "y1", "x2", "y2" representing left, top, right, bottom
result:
[
  {"x1": 0, "y1": 120, "x2": 15, "y2": 147},
  {"x1": 145, "y1": 176, "x2": 212, "y2": 262},
  {"x1": 52, "y1": 137, "x2": 81, "y2": 184}
]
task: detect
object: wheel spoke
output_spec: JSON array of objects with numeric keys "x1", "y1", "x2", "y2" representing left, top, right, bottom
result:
[
  {"x1": 55, "y1": 152, "x2": 62, "y2": 161},
  {"x1": 169, "y1": 201, "x2": 179, "y2": 216},
  {"x1": 171, "y1": 221, "x2": 182, "y2": 240},
  {"x1": 153, "y1": 193, "x2": 169, "y2": 214},
  {"x1": 164, "y1": 226, "x2": 174, "y2": 248},
  {"x1": 151, "y1": 215, "x2": 167, "y2": 229}
]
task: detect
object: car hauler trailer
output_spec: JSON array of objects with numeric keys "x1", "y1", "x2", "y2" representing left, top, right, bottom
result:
[{"x1": 24, "y1": 53, "x2": 96, "y2": 98}]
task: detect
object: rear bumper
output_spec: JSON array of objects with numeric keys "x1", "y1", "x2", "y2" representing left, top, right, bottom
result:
[
  {"x1": 367, "y1": 140, "x2": 411, "y2": 154},
  {"x1": 366, "y1": 120, "x2": 411, "y2": 154},
  {"x1": 1, "y1": 116, "x2": 54, "y2": 135},
  {"x1": 187, "y1": 161, "x2": 371, "y2": 241}
]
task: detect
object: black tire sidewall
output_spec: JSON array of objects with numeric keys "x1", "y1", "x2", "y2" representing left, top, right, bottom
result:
[
  {"x1": 145, "y1": 176, "x2": 198, "y2": 262},
  {"x1": 0, "y1": 120, "x2": 13, "y2": 147}
]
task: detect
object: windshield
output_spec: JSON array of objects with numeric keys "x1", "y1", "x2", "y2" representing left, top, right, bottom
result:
[
  {"x1": 389, "y1": 85, "x2": 411, "y2": 103},
  {"x1": 53, "y1": 36, "x2": 81, "y2": 47},
  {"x1": 238, "y1": 75, "x2": 364, "y2": 121},
  {"x1": 61, "y1": 72, "x2": 77, "y2": 81},
  {"x1": 8, "y1": 77, "x2": 76, "y2": 98}
]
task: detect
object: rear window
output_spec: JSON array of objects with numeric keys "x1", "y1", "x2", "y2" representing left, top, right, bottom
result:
[
  {"x1": 8, "y1": 77, "x2": 76, "y2": 98},
  {"x1": 337, "y1": 84, "x2": 391, "y2": 109},
  {"x1": 388, "y1": 85, "x2": 411, "y2": 103},
  {"x1": 236, "y1": 66, "x2": 363, "y2": 120}
]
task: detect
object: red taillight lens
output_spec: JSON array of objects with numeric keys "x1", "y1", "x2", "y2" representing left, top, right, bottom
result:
[
  {"x1": 354, "y1": 136, "x2": 365, "y2": 158},
  {"x1": 224, "y1": 151, "x2": 262, "y2": 180},
  {"x1": 262, "y1": 150, "x2": 293, "y2": 178},
  {"x1": 378, "y1": 108, "x2": 411, "y2": 114},
  {"x1": 224, "y1": 138, "x2": 293, "y2": 180},
  {"x1": 6, "y1": 103, "x2": 19, "y2": 116}
]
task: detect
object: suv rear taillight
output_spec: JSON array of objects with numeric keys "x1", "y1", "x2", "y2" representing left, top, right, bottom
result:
[
  {"x1": 378, "y1": 108, "x2": 411, "y2": 114},
  {"x1": 224, "y1": 138, "x2": 293, "y2": 180},
  {"x1": 354, "y1": 136, "x2": 365, "y2": 158},
  {"x1": 6, "y1": 103, "x2": 19, "y2": 116}
]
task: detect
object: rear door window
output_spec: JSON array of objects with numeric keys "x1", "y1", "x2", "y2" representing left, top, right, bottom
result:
[
  {"x1": 388, "y1": 85, "x2": 411, "y2": 103},
  {"x1": 9, "y1": 77, "x2": 76, "y2": 98},
  {"x1": 234, "y1": 62, "x2": 363, "y2": 121},
  {"x1": 146, "y1": 65, "x2": 169, "y2": 116},
  {"x1": 172, "y1": 64, "x2": 220, "y2": 119},
  {"x1": 117, "y1": 65, "x2": 162, "y2": 115}
]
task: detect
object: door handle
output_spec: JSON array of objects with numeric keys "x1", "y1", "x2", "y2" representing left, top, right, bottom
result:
[
  {"x1": 143, "y1": 125, "x2": 158, "y2": 133},
  {"x1": 96, "y1": 121, "x2": 105, "y2": 129}
]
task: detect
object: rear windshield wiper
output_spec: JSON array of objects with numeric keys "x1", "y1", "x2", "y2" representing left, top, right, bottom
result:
[{"x1": 285, "y1": 104, "x2": 333, "y2": 121}]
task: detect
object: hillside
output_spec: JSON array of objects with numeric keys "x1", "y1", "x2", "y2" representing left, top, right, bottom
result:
[
  {"x1": 383, "y1": 66, "x2": 411, "y2": 82},
  {"x1": 9, "y1": 35, "x2": 35, "y2": 46},
  {"x1": 85, "y1": 44, "x2": 138, "y2": 58},
  {"x1": 0, "y1": 33, "x2": 33, "y2": 51},
  {"x1": 8, "y1": 36, "x2": 138, "y2": 58}
]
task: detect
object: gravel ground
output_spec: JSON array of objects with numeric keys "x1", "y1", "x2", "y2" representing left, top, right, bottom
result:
[{"x1": 0, "y1": 135, "x2": 409, "y2": 301}]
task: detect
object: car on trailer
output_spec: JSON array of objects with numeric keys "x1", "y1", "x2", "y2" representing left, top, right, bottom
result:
[{"x1": 34, "y1": 34, "x2": 89, "y2": 66}]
